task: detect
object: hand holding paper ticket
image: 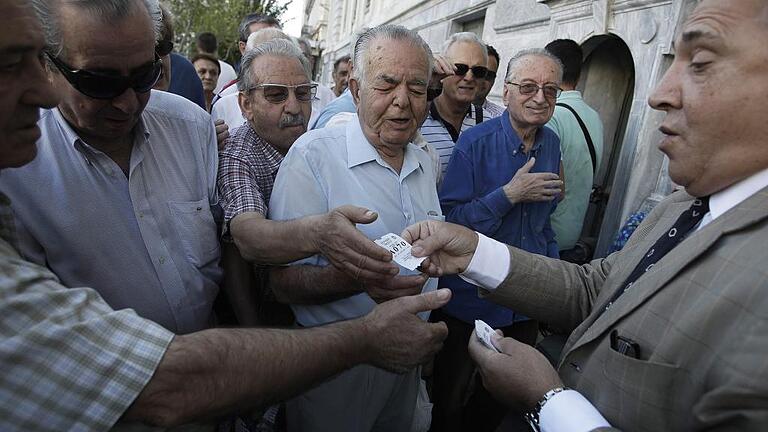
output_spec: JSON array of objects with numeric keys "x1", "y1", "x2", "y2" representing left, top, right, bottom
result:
[
  {"x1": 374, "y1": 233, "x2": 426, "y2": 271},
  {"x1": 475, "y1": 320, "x2": 501, "y2": 353}
]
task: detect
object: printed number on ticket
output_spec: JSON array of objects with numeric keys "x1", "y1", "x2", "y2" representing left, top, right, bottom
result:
[
  {"x1": 374, "y1": 233, "x2": 426, "y2": 271},
  {"x1": 475, "y1": 319, "x2": 501, "y2": 353}
]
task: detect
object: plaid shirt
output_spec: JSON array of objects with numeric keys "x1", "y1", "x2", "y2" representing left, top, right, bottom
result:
[
  {"x1": 217, "y1": 122, "x2": 284, "y2": 232},
  {"x1": 0, "y1": 195, "x2": 173, "y2": 431}
]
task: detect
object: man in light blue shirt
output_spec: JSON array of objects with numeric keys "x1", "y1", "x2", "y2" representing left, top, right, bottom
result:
[
  {"x1": 269, "y1": 25, "x2": 442, "y2": 432},
  {"x1": 0, "y1": 0, "x2": 221, "y2": 334},
  {"x1": 545, "y1": 39, "x2": 604, "y2": 255}
]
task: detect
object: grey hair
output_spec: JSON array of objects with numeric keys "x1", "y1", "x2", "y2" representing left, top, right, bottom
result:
[
  {"x1": 32, "y1": 0, "x2": 162, "y2": 59},
  {"x1": 504, "y1": 48, "x2": 564, "y2": 83},
  {"x1": 351, "y1": 25, "x2": 433, "y2": 85},
  {"x1": 442, "y1": 32, "x2": 488, "y2": 64},
  {"x1": 245, "y1": 28, "x2": 293, "y2": 51},
  {"x1": 237, "y1": 39, "x2": 311, "y2": 92}
]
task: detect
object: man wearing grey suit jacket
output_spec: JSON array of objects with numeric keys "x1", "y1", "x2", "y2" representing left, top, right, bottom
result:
[{"x1": 402, "y1": 1, "x2": 768, "y2": 430}]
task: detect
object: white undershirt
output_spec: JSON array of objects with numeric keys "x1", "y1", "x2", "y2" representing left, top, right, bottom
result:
[{"x1": 460, "y1": 166, "x2": 768, "y2": 431}]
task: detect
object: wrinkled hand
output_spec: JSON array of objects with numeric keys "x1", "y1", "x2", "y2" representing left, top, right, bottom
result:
[
  {"x1": 401, "y1": 220, "x2": 478, "y2": 277},
  {"x1": 313, "y1": 205, "x2": 399, "y2": 281},
  {"x1": 214, "y1": 119, "x2": 230, "y2": 151},
  {"x1": 363, "y1": 289, "x2": 451, "y2": 373},
  {"x1": 468, "y1": 330, "x2": 563, "y2": 410},
  {"x1": 362, "y1": 274, "x2": 428, "y2": 303},
  {"x1": 503, "y1": 158, "x2": 562, "y2": 204}
]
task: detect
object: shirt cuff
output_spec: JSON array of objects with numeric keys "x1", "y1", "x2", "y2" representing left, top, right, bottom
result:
[
  {"x1": 459, "y1": 232, "x2": 510, "y2": 290},
  {"x1": 540, "y1": 390, "x2": 611, "y2": 432}
]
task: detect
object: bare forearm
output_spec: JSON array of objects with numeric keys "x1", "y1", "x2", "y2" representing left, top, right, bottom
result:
[
  {"x1": 124, "y1": 322, "x2": 369, "y2": 427},
  {"x1": 231, "y1": 213, "x2": 321, "y2": 264},
  {"x1": 270, "y1": 265, "x2": 362, "y2": 305}
]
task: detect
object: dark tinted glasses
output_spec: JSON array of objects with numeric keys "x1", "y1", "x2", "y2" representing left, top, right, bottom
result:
[
  {"x1": 246, "y1": 83, "x2": 318, "y2": 104},
  {"x1": 46, "y1": 52, "x2": 163, "y2": 100},
  {"x1": 454, "y1": 63, "x2": 488, "y2": 79},
  {"x1": 485, "y1": 70, "x2": 497, "y2": 81},
  {"x1": 155, "y1": 40, "x2": 174, "y2": 57}
]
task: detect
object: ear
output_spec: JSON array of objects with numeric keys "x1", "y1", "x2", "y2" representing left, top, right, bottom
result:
[
  {"x1": 349, "y1": 78, "x2": 361, "y2": 105},
  {"x1": 502, "y1": 84, "x2": 509, "y2": 104},
  {"x1": 239, "y1": 92, "x2": 253, "y2": 122}
]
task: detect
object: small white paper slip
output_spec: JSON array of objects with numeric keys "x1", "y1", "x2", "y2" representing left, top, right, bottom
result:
[
  {"x1": 475, "y1": 319, "x2": 501, "y2": 353},
  {"x1": 374, "y1": 233, "x2": 426, "y2": 271}
]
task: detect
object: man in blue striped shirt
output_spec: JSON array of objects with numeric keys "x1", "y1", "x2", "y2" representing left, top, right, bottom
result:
[{"x1": 420, "y1": 32, "x2": 494, "y2": 180}]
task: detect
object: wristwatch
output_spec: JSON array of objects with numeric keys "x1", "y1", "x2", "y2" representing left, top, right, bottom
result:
[{"x1": 524, "y1": 387, "x2": 569, "y2": 432}]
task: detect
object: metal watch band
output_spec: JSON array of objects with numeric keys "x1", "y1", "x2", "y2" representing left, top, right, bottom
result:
[{"x1": 524, "y1": 386, "x2": 569, "y2": 432}]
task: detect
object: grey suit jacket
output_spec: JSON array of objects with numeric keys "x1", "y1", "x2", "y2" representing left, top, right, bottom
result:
[{"x1": 481, "y1": 187, "x2": 768, "y2": 431}]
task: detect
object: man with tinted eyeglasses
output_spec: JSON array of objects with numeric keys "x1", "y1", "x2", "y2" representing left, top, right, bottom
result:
[
  {"x1": 0, "y1": 0, "x2": 223, "y2": 334},
  {"x1": 420, "y1": 32, "x2": 492, "y2": 180},
  {"x1": 431, "y1": 49, "x2": 564, "y2": 432},
  {"x1": 473, "y1": 44, "x2": 505, "y2": 119}
]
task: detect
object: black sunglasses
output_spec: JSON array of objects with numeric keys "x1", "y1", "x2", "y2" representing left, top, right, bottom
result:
[
  {"x1": 454, "y1": 63, "x2": 488, "y2": 79},
  {"x1": 485, "y1": 70, "x2": 497, "y2": 81},
  {"x1": 155, "y1": 40, "x2": 174, "y2": 57},
  {"x1": 46, "y1": 52, "x2": 163, "y2": 100}
]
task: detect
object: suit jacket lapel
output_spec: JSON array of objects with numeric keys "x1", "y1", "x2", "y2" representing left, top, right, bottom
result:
[{"x1": 563, "y1": 187, "x2": 768, "y2": 357}]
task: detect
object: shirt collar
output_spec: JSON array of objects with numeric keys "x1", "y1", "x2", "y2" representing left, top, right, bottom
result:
[
  {"x1": 709, "y1": 166, "x2": 768, "y2": 221},
  {"x1": 244, "y1": 122, "x2": 283, "y2": 166},
  {"x1": 52, "y1": 107, "x2": 150, "y2": 154},
  {"x1": 500, "y1": 111, "x2": 544, "y2": 153},
  {"x1": 345, "y1": 114, "x2": 424, "y2": 177}
]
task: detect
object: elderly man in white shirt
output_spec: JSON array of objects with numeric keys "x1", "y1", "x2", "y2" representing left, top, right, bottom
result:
[{"x1": 269, "y1": 25, "x2": 441, "y2": 431}]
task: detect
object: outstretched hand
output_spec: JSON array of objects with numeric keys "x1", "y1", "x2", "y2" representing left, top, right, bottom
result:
[
  {"x1": 401, "y1": 220, "x2": 478, "y2": 277},
  {"x1": 314, "y1": 205, "x2": 399, "y2": 281}
]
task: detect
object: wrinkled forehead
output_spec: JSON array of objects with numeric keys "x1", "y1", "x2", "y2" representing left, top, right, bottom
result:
[
  {"x1": 446, "y1": 41, "x2": 485, "y2": 65},
  {"x1": 512, "y1": 56, "x2": 560, "y2": 83},
  {"x1": 364, "y1": 39, "x2": 430, "y2": 79},
  {"x1": 677, "y1": 0, "x2": 766, "y2": 47},
  {"x1": 250, "y1": 55, "x2": 310, "y2": 85}
]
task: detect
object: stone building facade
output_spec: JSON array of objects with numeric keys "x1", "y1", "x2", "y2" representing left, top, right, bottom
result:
[{"x1": 302, "y1": 0, "x2": 698, "y2": 257}]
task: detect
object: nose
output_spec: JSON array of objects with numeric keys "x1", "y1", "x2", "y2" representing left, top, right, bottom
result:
[
  {"x1": 25, "y1": 55, "x2": 59, "y2": 109},
  {"x1": 282, "y1": 89, "x2": 302, "y2": 115},
  {"x1": 649, "y1": 60, "x2": 682, "y2": 111},
  {"x1": 391, "y1": 83, "x2": 411, "y2": 110},
  {"x1": 110, "y1": 87, "x2": 142, "y2": 114},
  {"x1": 531, "y1": 86, "x2": 548, "y2": 104}
]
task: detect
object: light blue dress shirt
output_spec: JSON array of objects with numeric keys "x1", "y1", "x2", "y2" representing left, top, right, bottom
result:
[
  {"x1": 0, "y1": 91, "x2": 222, "y2": 334},
  {"x1": 269, "y1": 115, "x2": 441, "y2": 327}
]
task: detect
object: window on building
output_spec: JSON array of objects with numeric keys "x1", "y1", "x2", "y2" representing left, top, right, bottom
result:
[{"x1": 461, "y1": 17, "x2": 485, "y2": 37}]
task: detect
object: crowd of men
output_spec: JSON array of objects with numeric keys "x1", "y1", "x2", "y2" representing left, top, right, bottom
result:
[{"x1": 1, "y1": 0, "x2": 767, "y2": 431}]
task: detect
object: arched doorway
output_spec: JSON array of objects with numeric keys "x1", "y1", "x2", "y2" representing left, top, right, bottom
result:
[{"x1": 577, "y1": 34, "x2": 635, "y2": 257}]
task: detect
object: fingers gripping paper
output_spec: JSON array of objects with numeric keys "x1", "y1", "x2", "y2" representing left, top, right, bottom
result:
[{"x1": 374, "y1": 233, "x2": 426, "y2": 271}]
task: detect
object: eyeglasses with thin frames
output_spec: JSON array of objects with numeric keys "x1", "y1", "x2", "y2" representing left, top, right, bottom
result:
[
  {"x1": 244, "y1": 83, "x2": 318, "y2": 104},
  {"x1": 506, "y1": 82, "x2": 562, "y2": 100}
]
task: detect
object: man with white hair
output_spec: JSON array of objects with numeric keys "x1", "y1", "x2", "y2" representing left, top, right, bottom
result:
[
  {"x1": 431, "y1": 48, "x2": 564, "y2": 432},
  {"x1": 420, "y1": 32, "x2": 492, "y2": 178},
  {"x1": 269, "y1": 24, "x2": 442, "y2": 431}
]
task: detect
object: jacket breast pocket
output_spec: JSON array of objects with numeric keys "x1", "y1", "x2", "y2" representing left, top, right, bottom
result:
[
  {"x1": 600, "y1": 346, "x2": 683, "y2": 430},
  {"x1": 168, "y1": 199, "x2": 220, "y2": 268}
]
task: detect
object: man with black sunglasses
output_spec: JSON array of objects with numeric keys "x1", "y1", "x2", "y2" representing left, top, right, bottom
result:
[
  {"x1": 420, "y1": 32, "x2": 493, "y2": 181},
  {"x1": 0, "y1": 0, "x2": 224, "y2": 335},
  {"x1": 473, "y1": 44, "x2": 505, "y2": 119}
]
